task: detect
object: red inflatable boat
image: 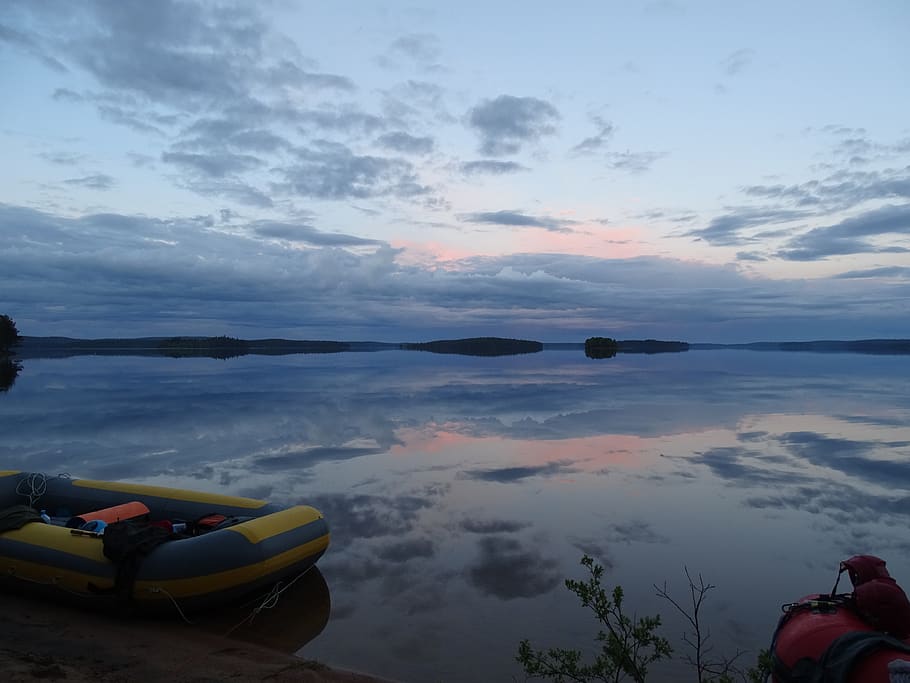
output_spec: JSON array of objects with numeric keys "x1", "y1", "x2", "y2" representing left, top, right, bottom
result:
[{"x1": 771, "y1": 555, "x2": 910, "y2": 682}]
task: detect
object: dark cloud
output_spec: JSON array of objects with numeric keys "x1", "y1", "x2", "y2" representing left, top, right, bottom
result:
[
  {"x1": 39, "y1": 151, "x2": 85, "y2": 166},
  {"x1": 571, "y1": 116, "x2": 614, "y2": 155},
  {"x1": 384, "y1": 33, "x2": 441, "y2": 64},
  {"x1": 460, "y1": 160, "x2": 528, "y2": 176},
  {"x1": 741, "y1": 167, "x2": 910, "y2": 213},
  {"x1": 297, "y1": 108, "x2": 386, "y2": 134},
  {"x1": 375, "y1": 131, "x2": 435, "y2": 155},
  {"x1": 63, "y1": 174, "x2": 116, "y2": 190},
  {"x1": 777, "y1": 203, "x2": 910, "y2": 261},
  {"x1": 468, "y1": 95, "x2": 559, "y2": 156},
  {"x1": 460, "y1": 460, "x2": 578, "y2": 483},
  {"x1": 162, "y1": 150, "x2": 264, "y2": 178},
  {"x1": 736, "y1": 251, "x2": 767, "y2": 262},
  {"x1": 307, "y1": 493, "x2": 434, "y2": 546},
  {"x1": 178, "y1": 178, "x2": 274, "y2": 207},
  {"x1": 251, "y1": 221, "x2": 382, "y2": 247},
  {"x1": 833, "y1": 266, "x2": 910, "y2": 279},
  {"x1": 607, "y1": 150, "x2": 663, "y2": 173},
  {"x1": 276, "y1": 141, "x2": 428, "y2": 200},
  {"x1": 181, "y1": 118, "x2": 290, "y2": 153},
  {"x1": 374, "y1": 538, "x2": 437, "y2": 563},
  {"x1": 0, "y1": 19, "x2": 67, "y2": 71},
  {"x1": 458, "y1": 210, "x2": 577, "y2": 233},
  {"x1": 686, "y1": 207, "x2": 809, "y2": 246},
  {"x1": 721, "y1": 48, "x2": 755, "y2": 76},
  {"x1": 4, "y1": 204, "x2": 910, "y2": 343},
  {"x1": 460, "y1": 518, "x2": 531, "y2": 534},
  {"x1": 746, "y1": 482, "x2": 910, "y2": 526},
  {"x1": 570, "y1": 539, "x2": 614, "y2": 568},
  {"x1": 775, "y1": 431, "x2": 910, "y2": 488},
  {"x1": 604, "y1": 520, "x2": 668, "y2": 545},
  {"x1": 688, "y1": 446, "x2": 810, "y2": 487},
  {"x1": 265, "y1": 61, "x2": 355, "y2": 91},
  {"x1": 254, "y1": 445, "x2": 387, "y2": 470},
  {"x1": 466, "y1": 536, "x2": 561, "y2": 600}
]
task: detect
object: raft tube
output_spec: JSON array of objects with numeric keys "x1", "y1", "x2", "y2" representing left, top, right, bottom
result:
[
  {"x1": 0, "y1": 471, "x2": 330, "y2": 613},
  {"x1": 771, "y1": 594, "x2": 910, "y2": 682}
]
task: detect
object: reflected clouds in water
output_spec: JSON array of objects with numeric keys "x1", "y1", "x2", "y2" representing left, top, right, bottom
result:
[{"x1": 467, "y1": 536, "x2": 562, "y2": 600}]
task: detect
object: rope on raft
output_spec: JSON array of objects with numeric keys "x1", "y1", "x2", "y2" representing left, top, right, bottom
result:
[{"x1": 15, "y1": 472, "x2": 72, "y2": 507}]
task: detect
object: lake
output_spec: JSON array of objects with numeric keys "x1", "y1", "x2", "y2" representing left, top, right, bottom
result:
[{"x1": 2, "y1": 349, "x2": 909, "y2": 682}]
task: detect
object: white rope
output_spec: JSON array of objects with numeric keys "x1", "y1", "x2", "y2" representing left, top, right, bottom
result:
[
  {"x1": 146, "y1": 585, "x2": 194, "y2": 625},
  {"x1": 14, "y1": 471, "x2": 72, "y2": 508},
  {"x1": 222, "y1": 566, "x2": 314, "y2": 637}
]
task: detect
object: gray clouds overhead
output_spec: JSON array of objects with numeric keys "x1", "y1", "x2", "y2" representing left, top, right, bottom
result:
[
  {"x1": 468, "y1": 95, "x2": 559, "y2": 156},
  {"x1": 460, "y1": 160, "x2": 528, "y2": 175},
  {"x1": 63, "y1": 174, "x2": 116, "y2": 190},
  {"x1": 5, "y1": 202, "x2": 909, "y2": 341},
  {"x1": 375, "y1": 131, "x2": 435, "y2": 155},
  {"x1": 459, "y1": 210, "x2": 578, "y2": 233},
  {"x1": 777, "y1": 203, "x2": 910, "y2": 261}
]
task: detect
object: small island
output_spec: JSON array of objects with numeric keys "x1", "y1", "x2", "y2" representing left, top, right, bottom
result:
[
  {"x1": 400, "y1": 337, "x2": 543, "y2": 356},
  {"x1": 584, "y1": 337, "x2": 690, "y2": 358}
]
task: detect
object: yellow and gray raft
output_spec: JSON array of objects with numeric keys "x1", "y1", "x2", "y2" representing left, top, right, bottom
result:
[{"x1": 0, "y1": 471, "x2": 329, "y2": 613}]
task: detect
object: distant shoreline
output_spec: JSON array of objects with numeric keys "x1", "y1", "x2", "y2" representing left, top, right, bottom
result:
[{"x1": 10, "y1": 335, "x2": 910, "y2": 360}]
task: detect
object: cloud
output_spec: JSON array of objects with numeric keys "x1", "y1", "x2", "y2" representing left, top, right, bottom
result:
[
  {"x1": 687, "y1": 208, "x2": 810, "y2": 246},
  {"x1": 458, "y1": 210, "x2": 577, "y2": 233},
  {"x1": 63, "y1": 174, "x2": 116, "y2": 190},
  {"x1": 604, "y1": 520, "x2": 668, "y2": 545},
  {"x1": 833, "y1": 266, "x2": 910, "y2": 279},
  {"x1": 466, "y1": 536, "x2": 561, "y2": 599},
  {"x1": 251, "y1": 221, "x2": 382, "y2": 247},
  {"x1": 162, "y1": 151, "x2": 264, "y2": 178},
  {"x1": 40, "y1": 152, "x2": 85, "y2": 166},
  {"x1": 741, "y1": 167, "x2": 910, "y2": 213},
  {"x1": 460, "y1": 518, "x2": 532, "y2": 534},
  {"x1": 307, "y1": 493, "x2": 434, "y2": 546},
  {"x1": 775, "y1": 431, "x2": 910, "y2": 488},
  {"x1": 607, "y1": 150, "x2": 663, "y2": 173},
  {"x1": 460, "y1": 460, "x2": 578, "y2": 483},
  {"x1": 380, "y1": 33, "x2": 442, "y2": 68},
  {"x1": 721, "y1": 48, "x2": 755, "y2": 76},
  {"x1": 375, "y1": 131, "x2": 435, "y2": 155},
  {"x1": 4, "y1": 204, "x2": 910, "y2": 343},
  {"x1": 374, "y1": 538, "x2": 437, "y2": 563},
  {"x1": 468, "y1": 95, "x2": 559, "y2": 156},
  {"x1": 275, "y1": 141, "x2": 429, "y2": 200},
  {"x1": 688, "y1": 446, "x2": 811, "y2": 487},
  {"x1": 571, "y1": 116, "x2": 614, "y2": 155},
  {"x1": 777, "y1": 203, "x2": 910, "y2": 261},
  {"x1": 266, "y1": 60, "x2": 355, "y2": 91},
  {"x1": 253, "y1": 445, "x2": 387, "y2": 470},
  {"x1": 460, "y1": 160, "x2": 528, "y2": 176}
]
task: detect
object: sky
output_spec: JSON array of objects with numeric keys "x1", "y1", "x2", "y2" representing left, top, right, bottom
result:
[{"x1": 1, "y1": 0, "x2": 908, "y2": 342}]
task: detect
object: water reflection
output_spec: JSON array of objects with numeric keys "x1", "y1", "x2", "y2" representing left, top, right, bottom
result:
[
  {"x1": 1, "y1": 351, "x2": 909, "y2": 681},
  {"x1": 196, "y1": 567, "x2": 330, "y2": 655},
  {"x1": 0, "y1": 357, "x2": 20, "y2": 392}
]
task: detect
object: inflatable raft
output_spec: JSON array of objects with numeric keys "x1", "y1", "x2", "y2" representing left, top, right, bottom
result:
[
  {"x1": 771, "y1": 555, "x2": 910, "y2": 682},
  {"x1": 0, "y1": 471, "x2": 329, "y2": 614}
]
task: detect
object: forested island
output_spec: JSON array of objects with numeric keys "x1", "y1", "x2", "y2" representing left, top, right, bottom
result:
[{"x1": 400, "y1": 337, "x2": 543, "y2": 356}]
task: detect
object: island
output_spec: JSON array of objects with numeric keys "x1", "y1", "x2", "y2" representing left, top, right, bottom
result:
[{"x1": 400, "y1": 337, "x2": 543, "y2": 356}]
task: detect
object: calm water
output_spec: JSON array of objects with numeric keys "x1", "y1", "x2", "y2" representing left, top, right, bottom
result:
[{"x1": 2, "y1": 349, "x2": 910, "y2": 682}]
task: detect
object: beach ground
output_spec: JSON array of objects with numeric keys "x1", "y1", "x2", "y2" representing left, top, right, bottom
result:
[{"x1": 0, "y1": 590, "x2": 388, "y2": 682}]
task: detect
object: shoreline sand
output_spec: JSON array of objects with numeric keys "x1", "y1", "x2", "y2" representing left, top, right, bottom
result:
[{"x1": 0, "y1": 590, "x2": 391, "y2": 682}]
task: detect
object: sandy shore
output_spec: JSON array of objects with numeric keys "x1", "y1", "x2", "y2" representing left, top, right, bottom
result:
[{"x1": 0, "y1": 590, "x2": 389, "y2": 682}]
